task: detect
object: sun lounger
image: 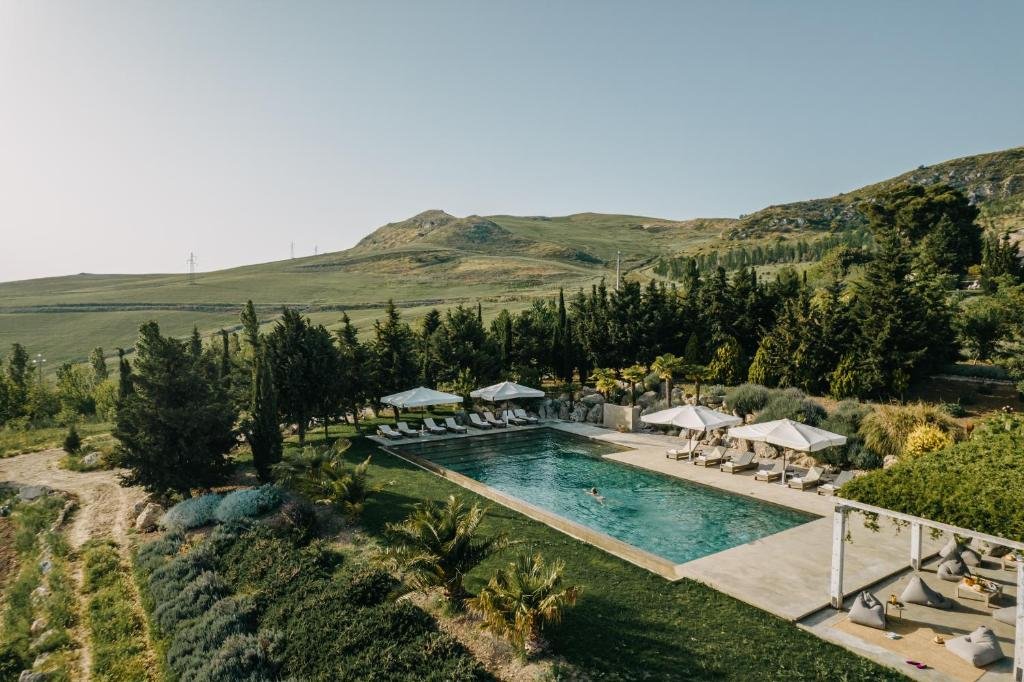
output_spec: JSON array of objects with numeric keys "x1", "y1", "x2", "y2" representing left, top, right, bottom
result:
[
  {"x1": 817, "y1": 470, "x2": 854, "y2": 495},
  {"x1": 469, "y1": 413, "x2": 492, "y2": 430},
  {"x1": 665, "y1": 441, "x2": 700, "y2": 460},
  {"x1": 754, "y1": 459, "x2": 786, "y2": 482},
  {"x1": 693, "y1": 446, "x2": 728, "y2": 467},
  {"x1": 396, "y1": 421, "x2": 420, "y2": 437},
  {"x1": 422, "y1": 418, "x2": 447, "y2": 435},
  {"x1": 720, "y1": 451, "x2": 755, "y2": 473},
  {"x1": 513, "y1": 408, "x2": 539, "y2": 424},
  {"x1": 787, "y1": 466, "x2": 824, "y2": 490},
  {"x1": 483, "y1": 411, "x2": 507, "y2": 427},
  {"x1": 502, "y1": 410, "x2": 527, "y2": 425},
  {"x1": 378, "y1": 424, "x2": 403, "y2": 440},
  {"x1": 444, "y1": 417, "x2": 467, "y2": 434}
]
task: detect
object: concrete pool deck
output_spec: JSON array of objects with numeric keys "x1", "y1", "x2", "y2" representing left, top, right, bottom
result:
[{"x1": 371, "y1": 421, "x2": 943, "y2": 621}]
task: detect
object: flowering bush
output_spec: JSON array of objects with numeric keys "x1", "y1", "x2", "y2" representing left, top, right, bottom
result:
[
  {"x1": 214, "y1": 485, "x2": 282, "y2": 524},
  {"x1": 159, "y1": 493, "x2": 224, "y2": 531},
  {"x1": 903, "y1": 424, "x2": 953, "y2": 459}
]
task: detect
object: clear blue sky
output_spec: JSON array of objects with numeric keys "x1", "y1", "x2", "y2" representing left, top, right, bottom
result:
[{"x1": 1, "y1": 1, "x2": 1021, "y2": 281}]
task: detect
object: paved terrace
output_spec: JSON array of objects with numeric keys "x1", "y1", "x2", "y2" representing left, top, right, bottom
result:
[{"x1": 371, "y1": 421, "x2": 943, "y2": 622}]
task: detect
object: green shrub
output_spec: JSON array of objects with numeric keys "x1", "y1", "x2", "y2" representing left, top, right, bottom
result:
[
  {"x1": 842, "y1": 420, "x2": 1024, "y2": 540},
  {"x1": 941, "y1": 363, "x2": 1009, "y2": 380},
  {"x1": 754, "y1": 391, "x2": 826, "y2": 426},
  {"x1": 153, "y1": 571, "x2": 229, "y2": 633},
  {"x1": 213, "y1": 485, "x2": 281, "y2": 524},
  {"x1": 858, "y1": 403, "x2": 961, "y2": 462},
  {"x1": 938, "y1": 402, "x2": 967, "y2": 417},
  {"x1": 167, "y1": 596, "x2": 257, "y2": 679},
  {"x1": 723, "y1": 383, "x2": 769, "y2": 416},
  {"x1": 270, "y1": 499, "x2": 318, "y2": 543},
  {"x1": 62, "y1": 424, "x2": 81, "y2": 454},
  {"x1": 159, "y1": 493, "x2": 223, "y2": 531},
  {"x1": 190, "y1": 631, "x2": 283, "y2": 682}
]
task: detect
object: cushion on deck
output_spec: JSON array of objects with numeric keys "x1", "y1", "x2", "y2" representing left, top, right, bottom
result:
[
  {"x1": 849, "y1": 591, "x2": 886, "y2": 630},
  {"x1": 900, "y1": 575, "x2": 952, "y2": 609},
  {"x1": 937, "y1": 557, "x2": 968, "y2": 582},
  {"x1": 944, "y1": 626, "x2": 1004, "y2": 667}
]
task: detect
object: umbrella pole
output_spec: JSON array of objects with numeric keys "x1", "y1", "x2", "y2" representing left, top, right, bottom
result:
[{"x1": 779, "y1": 449, "x2": 788, "y2": 486}]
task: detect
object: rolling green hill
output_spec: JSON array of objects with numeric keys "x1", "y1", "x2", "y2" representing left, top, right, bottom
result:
[{"x1": 1, "y1": 146, "x2": 1021, "y2": 366}]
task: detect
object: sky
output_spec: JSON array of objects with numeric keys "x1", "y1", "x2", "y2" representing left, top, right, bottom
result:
[{"x1": 1, "y1": 1, "x2": 1022, "y2": 282}]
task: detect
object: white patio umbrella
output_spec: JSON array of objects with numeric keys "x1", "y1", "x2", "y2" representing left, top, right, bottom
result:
[
  {"x1": 469, "y1": 381, "x2": 545, "y2": 402},
  {"x1": 727, "y1": 418, "x2": 847, "y2": 485},
  {"x1": 642, "y1": 405, "x2": 742, "y2": 459},
  {"x1": 381, "y1": 387, "x2": 465, "y2": 422}
]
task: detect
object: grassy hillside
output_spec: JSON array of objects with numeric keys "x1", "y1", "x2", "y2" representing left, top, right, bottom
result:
[{"x1": 2, "y1": 146, "x2": 1022, "y2": 365}]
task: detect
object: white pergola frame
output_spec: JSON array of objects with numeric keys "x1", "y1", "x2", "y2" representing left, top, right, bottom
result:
[{"x1": 830, "y1": 498, "x2": 1024, "y2": 680}]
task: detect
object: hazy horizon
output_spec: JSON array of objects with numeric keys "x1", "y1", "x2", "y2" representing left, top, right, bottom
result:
[{"x1": 2, "y1": 1, "x2": 1022, "y2": 282}]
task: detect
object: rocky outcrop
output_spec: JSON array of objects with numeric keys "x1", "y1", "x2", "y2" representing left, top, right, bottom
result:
[
  {"x1": 135, "y1": 503, "x2": 163, "y2": 532},
  {"x1": 580, "y1": 393, "x2": 604, "y2": 406},
  {"x1": 586, "y1": 404, "x2": 604, "y2": 423}
]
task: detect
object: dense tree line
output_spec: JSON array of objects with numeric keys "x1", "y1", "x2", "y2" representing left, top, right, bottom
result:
[{"x1": 653, "y1": 229, "x2": 873, "y2": 278}]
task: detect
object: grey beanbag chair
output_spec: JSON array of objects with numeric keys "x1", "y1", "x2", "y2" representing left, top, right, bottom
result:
[
  {"x1": 849, "y1": 590, "x2": 886, "y2": 630},
  {"x1": 937, "y1": 557, "x2": 969, "y2": 582},
  {"x1": 939, "y1": 538, "x2": 961, "y2": 558},
  {"x1": 900, "y1": 575, "x2": 952, "y2": 609},
  {"x1": 960, "y1": 547, "x2": 983, "y2": 566},
  {"x1": 945, "y1": 625, "x2": 1004, "y2": 667},
  {"x1": 993, "y1": 606, "x2": 1015, "y2": 627}
]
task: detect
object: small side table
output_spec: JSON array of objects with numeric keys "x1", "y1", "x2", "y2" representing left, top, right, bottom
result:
[
  {"x1": 956, "y1": 579, "x2": 1002, "y2": 607},
  {"x1": 885, "y1": 601, "x2": 905, "y2": 621}
]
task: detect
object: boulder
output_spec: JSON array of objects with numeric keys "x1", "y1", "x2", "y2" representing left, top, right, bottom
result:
[
  {"x1": 882, "y1": 455, "x2": 900, "y2": 469},
  {"x1": 135, "y1": 503, "x2": 163, "y2": 532},
  {"x1": 580, "y1": 386, "x2": 597, "y2": 397},
  {"x1": 586, "y1": 404, "x2": 603, "y2": 423},
  {"x1": 619, "y1": 396, "x2": 632, "y2": 406},
  {"x1": 30, "y1": 586, "x2": 49, "y2": 604},
  {"x1": 581, "y1": 393, "x2": 604, "y2": 405},
  {"x1": 558, "y1": 403, "x2": 570, "y2": 420},
  {"x1": 570, "y1": 404, "x2": 589, "y2": 422},
  {"x1": 38, "y1": 559, "x2": 52, "y2": 575},
  {"x1": 18, "y1": 486, "x2": 50, "y2": 502},
  {"x1": 637, "y1": 391, "x2": 659, "y2": 408},
  {"x1": 131, "y1": 500, "x2": 150, "y2": 517},
  {"x1": 671, "y1": 387, "x2": 683, "y2": 401},
  {"x1": 29, "y1": 618, "x2": 47, "y2": 636},
  {"x1": 19, "y1": 671, "x2": 49, "y2": 682},
  {"x1": 82, "y1": 452, "x2": 102, "y2": 467}
]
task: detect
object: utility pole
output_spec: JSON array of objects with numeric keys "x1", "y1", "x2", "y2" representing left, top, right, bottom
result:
[
  {"x1": 32, "y1": 353, "x2": 45, "y2": 386},
  {"x1": 615, "y1": 250, "x2": 621, "y2": 290},
  {"x1": 186, "y1": 252, "x2": 197, "y2": 285},
  {"x1": 314, "y1": 244, "x2": 318, "y2": 256},
  {"x1": 290, "y1": 242, "x2": 295, "y2": 259}
]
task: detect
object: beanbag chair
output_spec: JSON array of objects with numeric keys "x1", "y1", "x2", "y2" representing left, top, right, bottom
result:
[
  {"x1": 937, "y1": 557, "x2": 969, "y2": 582},
  {"x1": 945, "y1": 626, "x2": 1004, "y2": 667},
  {"x1": 993, "y1": 606, "x2": 1015, "y2": 627},
  {"x1": 849, "y1": 590, "x2": 886, "y2": 630},
  {"x1": 960, "y1": 546, "x2": 983, "y2": 566},
  {"x1": 939, "y1": 538, "x2": 961, "y2": 558},
  {"x1": 900, "y1": 575, "x2": 952, "y2": 609}
]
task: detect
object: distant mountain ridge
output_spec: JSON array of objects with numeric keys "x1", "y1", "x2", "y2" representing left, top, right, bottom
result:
[{"x1": 1, "y1": 145, "x2": 1021, "y2": 365}]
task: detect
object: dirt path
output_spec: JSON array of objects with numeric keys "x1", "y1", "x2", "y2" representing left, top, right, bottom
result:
[
  {"x1": 0, "y1": 449, "x2": 147, "y2": 550},
  {"x1": 0, "y1": 449, "x2": 151, "y2": 681}
]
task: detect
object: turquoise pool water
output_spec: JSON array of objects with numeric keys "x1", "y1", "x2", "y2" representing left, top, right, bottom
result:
[{"x1": 392, "y1": 428, "x2": 816, "y2": 565}]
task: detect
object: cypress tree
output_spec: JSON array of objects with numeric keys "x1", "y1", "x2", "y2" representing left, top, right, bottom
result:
[
  {"x1": 89, "y1": 347, "x2": 108, "y2": 382},
  {"x1": 240, "y1": 300, "x2": 260, "y2": 352},
  {"x1": 117, "y1": 348, "x2": 132, "y2": 400},
  {"x1": 248, "y1": 349, "x2": 282, "y2": 482},
  {"x1": 219, "y1": 329, "x2": 230, "y2": 381}
]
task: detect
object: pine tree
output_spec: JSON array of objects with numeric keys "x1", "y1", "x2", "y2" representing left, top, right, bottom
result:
[
  {"x1": 116, "y1": 322, "x2": 236, "y2": 495},
  {"x1": 89, "y1": 347, "x2": 108, "y2": 382},
  {"x1": 116, "y1": 348, "x2": 132, "y2": 400},
  {"x1": 219, "y1": 329, "x2": 231, "y2": 381},
  {"x1": 264, "y1": 307, "x2": 327, "y2": 445},
  {"x1": 247, "y1": 349, "x2": 282, "y2": 481},
  {"x1": 337, "y1": 312, "x2": 371, "y2": 433},
  {"x1": 371, "y1": 300, "x2": 418, "y2": 415}
]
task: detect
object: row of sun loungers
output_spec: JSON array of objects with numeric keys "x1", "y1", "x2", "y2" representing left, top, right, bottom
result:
[
  {"x1": 665, "y1": 443, "x2": 855, "y2": 494},
  {"x1": 378, "y1": 410, "x2": 538, "y2": 439}
]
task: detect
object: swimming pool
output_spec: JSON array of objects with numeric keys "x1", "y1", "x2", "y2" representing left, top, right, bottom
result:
[{"x1": 390, "y1": 428, "x2": 816, "y2": 565}]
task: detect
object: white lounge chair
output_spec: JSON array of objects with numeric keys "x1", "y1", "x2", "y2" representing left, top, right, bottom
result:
[
  {"x1": 720, "y1": 451, "x2": 756, "y2": 473},
  {"x1": 514, "y1": 408, "x2": 539, "y2": 424},
  {"x1": 422, "y1": 418, "x2": 447, "y2": 435},
  {"x1": 444, "y1": 417, "x2": 467, "y2": 434},
  {"x1": 483, "y1": 411, "x2": 506, "y2": 428},
  {"x1": 666, "y1": 441, "x2": 700, "y2": 460},
  {"x1": 502, "y1": 410, "x2": 527, "y2": 425},
  {"x1": 788, "y1": 466, "x2": 824, "y2": 490},
  {"x1": 693, "y1": 446, "x2": 728, "y2": 467},
  {"x1": 817, "y1": 470, "x2": 854, "y2": 495},
  {"x1": 378, "y1": 424, "x2": 403, "y2": 440},
  {"x1": 396, "y1": 421, "x2": 420, "y2": 438},
  {"x1": 754, "y1": 459, "x2": 786, "y2": 482},
  {"x1": 468, "y1": 413, "x2": 492, "y2": 430}
]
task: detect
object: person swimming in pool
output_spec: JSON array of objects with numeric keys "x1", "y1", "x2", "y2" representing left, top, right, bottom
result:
[{"x1": 586, "y1": 487, "x2": 605, "y2": 503}]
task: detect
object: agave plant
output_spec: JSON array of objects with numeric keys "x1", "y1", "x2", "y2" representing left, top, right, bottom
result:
[
  {"x1": 468, "y1": 552, "x2": 581, "y2": 658},
  {"x1": 383, "y1": 495, "x2": 513, "y2": 607}
]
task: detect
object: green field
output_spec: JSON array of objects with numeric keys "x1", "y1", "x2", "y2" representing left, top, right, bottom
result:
[{"x1": 2, "y1": 145, "x2": 1021, "y2": 366}]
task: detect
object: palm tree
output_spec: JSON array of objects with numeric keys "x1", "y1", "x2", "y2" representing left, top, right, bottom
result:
[
  {"x1": 590, "y1": 367, "x2": 618, "y2": 399},
  {"x1": 272, "y1": 440, "x2": 372, "y2": 521},
  {"x1": 468, "y1": 552, "x2": 581, "y2": 658},
  {"x1": 383, "y1": 495, "x2": 513, "y2": 607},
  {"x1": 681, "y1": 362, "x2": 709, "y2": 404},
  {"x1": 620, "y1": 364, "x2": 648, "y2": 406},
  {"x1": 651, "y1": 353, "x2": 684, "y2": 406}
]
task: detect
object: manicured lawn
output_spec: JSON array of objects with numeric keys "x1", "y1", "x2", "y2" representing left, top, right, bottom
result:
[{"x1": 295, "y1": 425, "x2": 906, "y2": 681}]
